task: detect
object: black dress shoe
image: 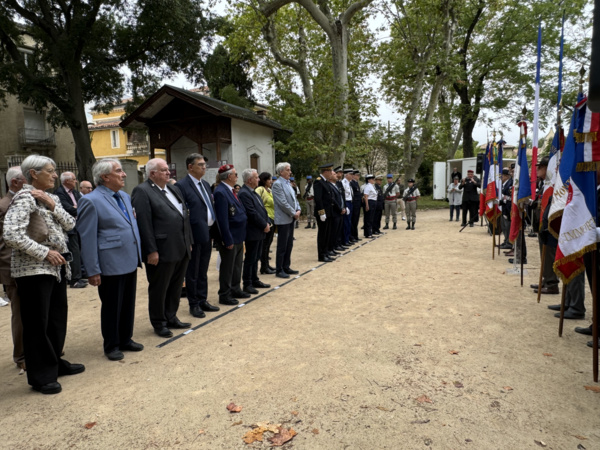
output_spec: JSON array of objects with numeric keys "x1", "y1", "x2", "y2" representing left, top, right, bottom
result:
[
  {"x1": 508, "y1": 258, "x2": 527, "y2": 264},
  {"x1": 535, "y1": 286, "x2": 559, "y2": 295},
  {"x1": 276, "y1": 271, "x2": 290, "y2": 279},
  {"x1": 120, "y1": 341, "x2": 144, "y2": 352},
  {"x1": 167, "y1": 318, "x2": 192, "y2": 329},
  {"x1": 260, "y1": 267, "x2": 276, "y2": 274},
  {"x1": 219, "y1": 297, "x2": 239, "y2": 305},
  {"x1": 554, "y1": 311, "x2": 585, "y2": 320},
  {"x1": 318, "y1": 256, "x2": 334, "y2": 262},
  {"x1": 268, "y1": 265, "x2": 276, "y2": 271},
  {"x1": 587, "y1": 338, "x2": 600, "y2": 348},
  {"x1": 243, "y1": 285, "x2": 259, "y2": 294},
  {"x1": 231, "y1": 290, "x2": 251, "y2": 299},
  {"x1": 547, "y1": 304, "x2": 561, "y2": 311},
  {"x1": 575, "y1": 325, "x2": 593, "y2": 336},
  {"x1": 530, "y1": 284, "x2": 539, "y2": 289},
  {"x1": 284, "y1": 268, "x2": 299, "y2": 275},
  {"x1": 305, "y1": 224, "x2": 312, "y2": 229},
  {"x1": 252, "y1": 281, "x2": 271, "y2": 288},
  {"x1": 190, "y1": 305, "x2": 206, "y2": 318},
  {"x1": 32, "y1": 381, "x2": 62, "y2": 395},
  {"x1": 105, "y1": 349, "x2": 124, "y2": 361},
  {"x1": 154, "y1": 327, "x2": 173, "y2": 338},
  {"x1": 58, "y1": 361, "x2": 85, "y2": 376},
  {"x1": 199, "y1": 300, "x2": 220, "y2": 312}
]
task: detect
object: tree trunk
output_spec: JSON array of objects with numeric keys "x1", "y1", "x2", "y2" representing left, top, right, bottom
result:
[
  {"x1": 66, "y1": 78, "x2": 96, "y2": 182},
  {"x1": 330, "y1": 26, "x2": 348, "y2": 167},
  {"x1": 461, "y1": 114, "x2": 477, "y2": 158}
]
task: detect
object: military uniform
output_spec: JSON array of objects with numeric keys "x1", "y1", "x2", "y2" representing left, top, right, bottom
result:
[
  {"x1": 363, "y1": 175, "x2": 377, "y2": 237},
  {"x1": 350, "y1": 170, "x2": 362, "y2": 241},
  {"x1": 373, "y1": 175, "x2": 384, "y2": 234},
  {"x1": 403, "y1": 179, "x2": 420, "y2": 230},
  {"x1": 304, "y1": 176, "x2": 315, "y2": 228},
  {"x1": 313, "y1": 163, "x2": 336, "y2": 262},
  {"x1": 383, "y1": 175, "x2": 400, "y2": 229}
]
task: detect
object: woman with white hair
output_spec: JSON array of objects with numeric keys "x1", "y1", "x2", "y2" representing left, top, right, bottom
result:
[{"x1": 3, "y1": 154, "x2": 84, "y2": 395}]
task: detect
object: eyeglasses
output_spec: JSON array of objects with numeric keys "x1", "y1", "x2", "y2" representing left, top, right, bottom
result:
[{"x1": 41, "y1": 168, "x2": 56, "y2": 174}]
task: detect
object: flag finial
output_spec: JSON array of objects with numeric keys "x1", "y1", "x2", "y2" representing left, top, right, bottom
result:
[{"x1": 579, "y1": 65, "x2": 586, "y2": 93}]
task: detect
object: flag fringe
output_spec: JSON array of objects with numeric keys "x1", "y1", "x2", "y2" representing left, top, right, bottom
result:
[
  {"x1": 574, "y1": 131, "x2": 598, "y2": 143},
  {"x1": 576, "y1": 161, "x2": 600, "y2": 172},
  {"x1": 552, "y1": 243, "x2": 597, "y2": 284},
  {"x1": 547, "y1": 211, "x2": 564, "y2": 239}
]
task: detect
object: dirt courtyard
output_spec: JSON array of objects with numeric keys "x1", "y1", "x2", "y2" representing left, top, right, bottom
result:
[{"x1": 0, "y1": 208, "x2": 598, "y2": 449}]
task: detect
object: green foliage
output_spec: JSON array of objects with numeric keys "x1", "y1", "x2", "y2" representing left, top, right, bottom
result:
[{"x1": 205, "y1": 43, "x2": 254, "y2": 108}]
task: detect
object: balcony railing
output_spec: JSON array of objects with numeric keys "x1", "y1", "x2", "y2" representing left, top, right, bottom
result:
[
  {"x1": 126, "y1": 141, "x2": 149, "y2": 156},
  {"x1": 18, "y1": 128, "x2": 56, "y2": 147}
]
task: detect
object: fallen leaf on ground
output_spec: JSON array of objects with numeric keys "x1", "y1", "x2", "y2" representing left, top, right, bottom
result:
[
  {"x1": 453, "y1": 381, "x2": 464, "y2": 388},
  {"x1": 268, "y1": 427, "x2": 297, "y2": 446},
  {"x1": 226, "y1": 402, "x2": 242, "y2": 413},
  {"x1": 291, "y1": 410, "x2": 299, "y2": 416},
  {"x1": 414, "y1": 343, "x2": 423, "y2": 346},
  {"x1": 312, "y1": 428, "x2": 319, "y2": 434},
  {"x1": 542, "y1": 353, "x2": 553, "y2": 357},
  {"x1": 490, "y1": 401, "x2": 500, "y2": 408},
  {"x1": 84, "y1": 422, "x2": 97, "y2": 429},
  {"x1": 578, "y1": 444, "x2": 587, "y2": 450},
  {"x1": 534, "y1": 439, "x2": 547, "y2": 447},
  {"x1": 197, "y1": 430, "x2": 205, "y2": 434},
  {"x1": 503, "y1": 386, "x2": 513, "y2": 391},
  {"x1": 449, "y1": 350, "x2": 459, "y2": 355},
  {"x1": 584, "y1": 385, "x2": 600, "y2": 393},
  {"x1": 572, "y1": 435, "x2": 587, "y2": 440},
  {"x1": 376, "y1": 406, "x2": 391, "y2": 411},
  {"x1": 474, "y1": 314, "x2": 481, "y2": 316},
  {"x1": 416, "y1": 395, "x2": 433, "y2": 404},
  {"x1": 231, "y1": 420, "x2": 243, "y2": 426},
  {"x1": 243, "y1": 423, "x2": 281, "y2": 444}
]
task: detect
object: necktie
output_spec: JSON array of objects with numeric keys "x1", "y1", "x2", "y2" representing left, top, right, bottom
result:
[
  {"x1": 233, "y1": 189, "x2": 239, "y2": 202},
  {"x1": 162, "y1": 189, "x2": 167, "y2": 195},
  {"x1": 113, "y1": 192, "x2": 130, "y2": 220},
  {"x1": 198, "y1": 182, "x2": 215, "y2": 216}
]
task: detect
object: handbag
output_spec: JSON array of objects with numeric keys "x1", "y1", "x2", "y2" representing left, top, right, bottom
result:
[{"x1": 10, "y1": 192, "x2": 50, "y2": 243}]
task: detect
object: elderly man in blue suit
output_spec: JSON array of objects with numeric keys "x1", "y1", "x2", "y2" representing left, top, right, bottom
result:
[
  {"x1": 213, "y1": 164, "x2": 248, "y2": 305},
  {"x1": 77, "y1": 159, "x2": 144, "y2": 361},
  {"x1": 272, "y1": 162, "x2": 301, "y2": 278}
]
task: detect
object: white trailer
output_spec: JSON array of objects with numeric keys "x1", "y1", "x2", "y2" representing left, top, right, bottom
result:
[{"x1": 432, "y1": 156, "x2": 516, "y2": 200}]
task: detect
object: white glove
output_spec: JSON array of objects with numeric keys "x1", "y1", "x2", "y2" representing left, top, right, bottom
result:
[
  {"x1": 346, "y1": 209, "x2": 351, "y2": 215},
  {"x1": 320, "y1": 214, "x2": 327, "y2": 221}
]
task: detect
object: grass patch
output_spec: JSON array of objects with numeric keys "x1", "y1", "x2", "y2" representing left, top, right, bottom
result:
[{"x1": 417, "y1": 195, "x2": 449, "y2": 210}]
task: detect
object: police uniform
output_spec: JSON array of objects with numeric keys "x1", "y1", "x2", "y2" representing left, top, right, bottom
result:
[
  {"x1": 403, "y1": 179, "x2": 420, "y2": 230},
  {"x1": 304, "y1": 176, "x2": 315, "y2": 228},
  {"x1": 383, "y1": 174, "x2": 400, "y2": 229},
  {"x1": 363, "y1": 175, "x2": 377, "y2": 238}
]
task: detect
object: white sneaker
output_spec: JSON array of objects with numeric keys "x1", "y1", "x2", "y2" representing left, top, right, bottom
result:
[
  {"x1": 0, "y1": 297, "x2": 9, "y2": 307},
  {"x1": 402, "y1": 217, "x2": 406, "y2": 221}
]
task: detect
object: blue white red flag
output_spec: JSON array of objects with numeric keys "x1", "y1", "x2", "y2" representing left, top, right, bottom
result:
[
  {"x1": 509, "y1": 121, "x2": 531, "y2": 243},
  {"x1": 554, "y1": 94, "x2": 598, "y2": 283},
  {"x1": 574, "y1": 97, "x2": 600, "y2": 170},
  {"x1": 479, "y1": 142, "x2": 491, "y2": 217},
  {"x1": 484, "y1": 141, "x2": 500, "y2": 223},
  {"x1": 531, "y1": 23, "x2": 542, "y2": 196}
]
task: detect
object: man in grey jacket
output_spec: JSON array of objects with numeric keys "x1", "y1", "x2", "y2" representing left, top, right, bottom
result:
[{"x1": 272, "y1": 162, "x2": 301, "y2": 279}]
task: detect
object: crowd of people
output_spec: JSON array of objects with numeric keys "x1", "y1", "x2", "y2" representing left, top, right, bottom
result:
[{"x1": 0, "y1": 154, "x2": 421, "y2": 395}]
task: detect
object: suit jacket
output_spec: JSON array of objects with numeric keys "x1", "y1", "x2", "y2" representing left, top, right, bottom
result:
[
  {"x1": 175, "y1": 175, "x2": 214, "y2": 245},
  {"x1": 350, "y1": 180, "x2": 362, "y2": 206},
  {"x1": 131, "y1": 180, "x2": 193, "y2": 264},
  {"x1": 238, "y1": 184, "x2": 269, "y2": 242},
  {"x1": 313, "y1": 176, "x2": 334, "y2": 217},
  {"x1": 213, "y1": 182, "x2": 247, "y2": 246},
  {"x1": 459, "y1": 176, "x2": 481, "y2": 202},
  {"x1": 501, "y1": 178, "x2": 513, "y2": 216},
  {"x1": 77, "y1": 185, "x2": 142, "y2": 277},
  {"x1": 0, "y1": 192, "x2": 15, "y2": 285},
  {"x1": 329, "y1": 182, "x2": 344, "y2": 217},
  {"x1": 272, "y1": 177, "x2": 300, "y2": 225},
  {"x1": 54, "y1": 185, "x2": 82, "y2": 235}
]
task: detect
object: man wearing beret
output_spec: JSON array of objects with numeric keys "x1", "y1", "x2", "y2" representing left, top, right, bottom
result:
[
  {"x1": 212, "y1": 164, "x2": 248, "y2": 305},
  {"x1": 383, "y1": 174, "x2": 400, "y2": 230}
]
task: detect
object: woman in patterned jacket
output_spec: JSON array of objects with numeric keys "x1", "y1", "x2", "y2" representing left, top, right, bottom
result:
[{"x1": 3, "y1": 155, "x2": 84, "y2": 395}]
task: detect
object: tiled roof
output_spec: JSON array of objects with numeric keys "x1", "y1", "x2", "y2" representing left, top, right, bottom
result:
[{"x1": 88, "y1": 120, "x2": 121, "y2": 130}]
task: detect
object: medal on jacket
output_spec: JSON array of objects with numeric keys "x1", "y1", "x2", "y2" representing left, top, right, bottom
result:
[{"x1": 229, "y1": 204, "x2": 236, "y2": 216}]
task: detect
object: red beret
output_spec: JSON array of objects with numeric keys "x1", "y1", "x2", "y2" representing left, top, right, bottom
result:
[
  {"x1": 467, "y1": 169, "x2": 474, "y2": 173},
  {"x1": 218, "y1": 164, "x2": 234, "y2": 174}
]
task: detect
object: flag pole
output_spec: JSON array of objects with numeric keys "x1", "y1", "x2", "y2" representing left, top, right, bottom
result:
[
  {"x1": 492, "y1": 219, "x2": 496, "y2": 260},
  {"x1": 520, "y1": 209, "x2": 525, "y2": 286},
  {"x1": 537, "y1": 244, "x2": 545, "y2": 303},
  {"x1": 593, "y1": 251, "x2": 598, "y2": 381}
]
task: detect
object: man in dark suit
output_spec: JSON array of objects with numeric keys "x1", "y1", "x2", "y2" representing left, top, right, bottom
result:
[
  {"x1": 175, "y1": 153, "x2": 220, "y2": 319},
  {"x1": 213, "y1": 164, "x2": 248, "y2": 305},
  {"x1": 132, "y1": 159, "x2": 193, "y2": 338},
  {"x1": 238, "y1": 168, "x2": 271, "y2": 294},
  {"x1": 499, "y1": 168, "x2": 513, "y2": 249},
  {"x1": 77, "y1": 159, "x2": 144, "y2": 361},
  {"x1": 314, "y1": 163, "x2": 335, "y2": 262},
  {"x1": 328, "y1": 168, "x2": 346, "y2": 254},
  {"x1": 54, "y1": 171, "x2": 87, "y2": 288},
  {"x1": 459, "y1": 169, "x2": 481, "y2": 227}
]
